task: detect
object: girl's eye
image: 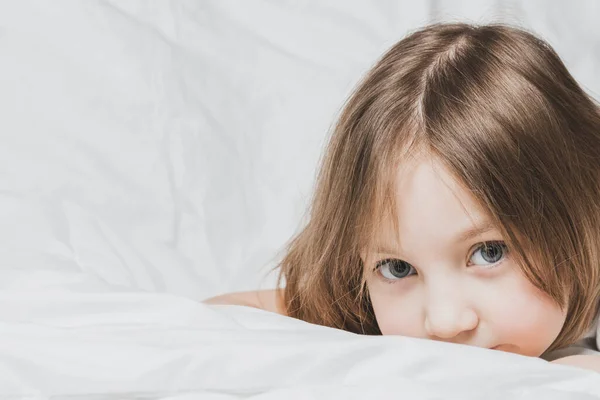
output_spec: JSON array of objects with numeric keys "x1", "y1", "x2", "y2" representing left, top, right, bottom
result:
[
  {"x1": 469, "y1": 241, "x2": 508, "y2": 267},
  {"x1": 375, "y1": 259, "x2": 416, "y2": 281}
]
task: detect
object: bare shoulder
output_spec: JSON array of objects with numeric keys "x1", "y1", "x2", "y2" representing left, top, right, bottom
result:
[
  {"x1": 203, "y1": 288, "x2": 287, "y2": 316},
  {"x1": 551, "y1": 355, "x2": 600, "y2": 373}
]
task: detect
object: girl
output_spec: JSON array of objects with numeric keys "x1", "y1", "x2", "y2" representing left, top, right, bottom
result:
[{"x1": 205, "y1": 22, "x2": 600, "y2": 372}]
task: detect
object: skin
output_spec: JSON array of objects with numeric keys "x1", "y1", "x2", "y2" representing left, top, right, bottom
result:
[
  {"x1": 204, "y1": 153, "x2": 600, "y2": 373},
  {"x1": 204, "y1": 289, "x2": 285, "y2": 314}
]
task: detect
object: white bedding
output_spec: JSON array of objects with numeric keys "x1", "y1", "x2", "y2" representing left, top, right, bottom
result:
[
  {"x1": 1, "y1": 0, "x2": 600, "y2": 398},
  {"x1": 1, "y1": 269, "x2": 600, "y2": 399}
]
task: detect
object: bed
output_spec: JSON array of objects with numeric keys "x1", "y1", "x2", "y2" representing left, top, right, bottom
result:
[{"x1": 1, "y1": 1, "x2": 599, "y2": 398}]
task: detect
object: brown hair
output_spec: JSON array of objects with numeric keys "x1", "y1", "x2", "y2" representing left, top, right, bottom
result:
[{"x1": 277, "y1": 22, "x2": 600, "y2": 352}]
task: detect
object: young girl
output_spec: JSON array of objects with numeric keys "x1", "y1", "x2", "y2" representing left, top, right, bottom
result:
[{"x1": 204, "y1": 22, "x2": 600, "y2": 372}]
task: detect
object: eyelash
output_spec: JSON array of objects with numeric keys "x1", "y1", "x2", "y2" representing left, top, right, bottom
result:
[
  {"x1": 471, "y1": 241, "x2": 508, "y2": 269},
  {"x1": 373, "y1": 240, "x2": 508, "y2": 283}
]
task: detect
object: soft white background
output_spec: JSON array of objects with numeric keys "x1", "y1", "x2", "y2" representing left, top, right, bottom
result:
[
  {"x1": 2, "y1": 1, "x2": 600, "y2": 398},
  {"x1": 0, "y1": 0, "x2": 598, "y2": 299}
]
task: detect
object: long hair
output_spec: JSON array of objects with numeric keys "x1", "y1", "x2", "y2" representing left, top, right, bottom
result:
[{"x1": 277, "y1": 22, "x2": 600, "y2": 352}]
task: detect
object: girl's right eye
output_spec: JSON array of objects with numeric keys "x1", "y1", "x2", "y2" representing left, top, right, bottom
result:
[{"x1": 375, "y1": 259, "x2": 416, "y2": 281}]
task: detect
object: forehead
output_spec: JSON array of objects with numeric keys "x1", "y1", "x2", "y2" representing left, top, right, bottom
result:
[{"x1": 376, "y1": 153, "x2": 491, "y2": 248}]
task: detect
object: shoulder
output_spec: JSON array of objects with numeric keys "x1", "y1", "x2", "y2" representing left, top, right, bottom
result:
[
  {"x1": 551, "y1": 354, "x2": 600, "y2": 373},
  {"x1": 203, "y1": 289, "x2": 287, "y2": 316},
  {"x1": 543, "y1": 314, "x2": 599, "y2": 361}
]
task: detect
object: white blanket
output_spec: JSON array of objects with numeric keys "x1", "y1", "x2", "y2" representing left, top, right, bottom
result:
[
  {"x1": 1, "y1": 270, "x2": 600, "y2": 399},
  {"x1": 1, "y1": 1, "x2": 600, "y2": 398}
]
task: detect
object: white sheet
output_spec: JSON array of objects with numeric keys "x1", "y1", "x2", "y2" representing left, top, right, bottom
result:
[
  {"x1": 1, "y1": 269, "x2": 599, "y2": 399},
  {"x1": 1, "y1": 0, "x2": 600, "y2": 397},
  {"x1": 0, "y1": 1, "x2": 598, "y2": 298}
]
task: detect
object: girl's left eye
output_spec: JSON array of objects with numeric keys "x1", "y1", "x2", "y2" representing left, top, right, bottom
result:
[{"x1": 469, "y1": 241, "x2": 508, "y2": 267}]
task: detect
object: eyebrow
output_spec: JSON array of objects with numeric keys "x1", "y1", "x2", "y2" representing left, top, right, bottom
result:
[
  {"x1": 458, "y1": 221, "x2": 496, "y2": 242},
  {"x1": 373, "y1": 222, "x2": 497, "y2": 255}
]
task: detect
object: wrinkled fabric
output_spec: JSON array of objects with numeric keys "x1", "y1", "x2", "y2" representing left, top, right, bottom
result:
[
  {"x1": 0, "y1": 269, "x2": 600, "y2": 398},
  {"x1": 0, "y1": 0, "x2": 599, "y2": 397}
]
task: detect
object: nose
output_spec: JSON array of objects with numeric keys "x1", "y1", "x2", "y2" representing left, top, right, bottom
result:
[{"x1": 424, "y1": 287, "x2": 479, "y2": 340}]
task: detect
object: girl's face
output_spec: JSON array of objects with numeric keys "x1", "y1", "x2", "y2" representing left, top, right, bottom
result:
[{"x1": 363, "y1": 154, "x2": 566, "y2": 357}]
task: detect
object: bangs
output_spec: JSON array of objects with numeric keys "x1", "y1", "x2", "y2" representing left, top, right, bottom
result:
[{"x1": 358, "y1": 123, "x2": 424, "y2": 263}]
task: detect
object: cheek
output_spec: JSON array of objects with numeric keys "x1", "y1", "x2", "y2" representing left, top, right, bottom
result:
[
  {"x1": 367, "y1": 281, "x2": 424, "y2": 338},
  {"x1": 487, "y1": 273, "x2": 566, "y2": 356}
]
